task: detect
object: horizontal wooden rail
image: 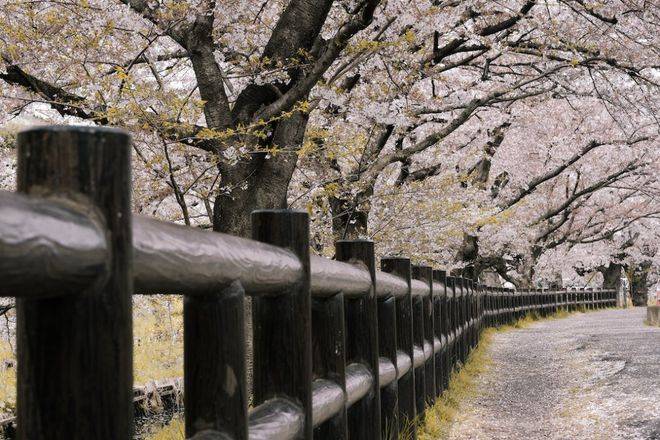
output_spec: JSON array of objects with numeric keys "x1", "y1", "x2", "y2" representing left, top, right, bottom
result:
[
  {"x1": 134, "y1": 216, "x2": 302, "y2": 296},
  {"x1": 0, "y1": 190, "x2": 108, "y2": 297},
  {"x1": 1, "y1": 190, "x2": 415, "y2": 302}
]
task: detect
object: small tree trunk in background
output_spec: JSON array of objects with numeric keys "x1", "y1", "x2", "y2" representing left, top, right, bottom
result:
[
  {"x1": 630, "y1": 262, "x2": 651, "y2": 306},
  {"x1": 328, "y1": 188, "x2": 373, "y2": 240},
  {"x1": 329, "y1": 193, "x2": 370, "y2": 241},
  {"x1": 457, "y1": 233, "x2": 478, "y2": 263},
  {"x1": 600, "y1": 262, "x2": 623, "y2": 292},
  {"x1": 456, "y1": 233, "x2": 482, "y2": 280}
]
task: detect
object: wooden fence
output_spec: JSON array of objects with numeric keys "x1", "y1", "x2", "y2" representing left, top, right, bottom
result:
[{"x1": 0, "y1": 126, "x2": 617, "y2": 439}]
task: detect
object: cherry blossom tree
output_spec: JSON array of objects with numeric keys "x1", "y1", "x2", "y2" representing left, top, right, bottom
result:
[{"x1": 1, "y1": 0, "x2": 658, "y2": 291}]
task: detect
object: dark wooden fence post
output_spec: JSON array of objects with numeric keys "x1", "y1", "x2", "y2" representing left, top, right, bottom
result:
[
  {"x1": 469, "y1": 280, "x2": 474, "y2": 350},
  {"x1": 585, "y1": 288, "x2": 590, "y2": 310},
  {"x1": 511, "y1": 288, "x2": 516, "y2": 322},
  {"x1": 184, "y1": 282, "x2": 247, "y2": 438},
  {"x1": 381, "y1": 257, "x2": 415, "y2": 435},
  {"x1": 411, "y1": 267, "x2": 426, "y2": 416},
  {"x1": 464, "y1": 279, "x2": 472, "y2": 353},
  {"x1": 432, "y1": 270, "x2": 447, "y2": 395},
  {"x1": 16, "y1": 126, "x2": 133, "y2": 439},
  {"x1": 446, "y1": 277, "x2": 457, "y2": 369},
  {"x1": 577, "y1": 287, "x2": 585, "y2": 312},
  {"x1": 251, "y1": 210, "x2": 313, "y2": 439},
  {"x1": 492, "y1": 287, "x2": 497, "y2": 325},
  {"x1": 413, "y1": 265, "x2": 435, "y2": 408},
  {"x1": 336, "y1": 240, "x2": 380, "y2": 440},
  {"x1": 578, "y1": 288, "x2": 584, "y2": 311},
  {"x1": 311, "y1": 290, "x2": 347, "y2": 439},
  {"x1": 377, "y1": 293, "x2": 398, "y2": 439},
  {"x1": 453, "y1": 277, "x2": 462, "y2": 363},
  {"x1": 488, "y1": 286, "x2": 493, "y2": 327},
  {"x1": 477, "y1": 283, "x2": 483, "y2": 342},
  {"x1": 458, "y1": 278, "x2": 468, "y2": 363},
  {"x1": 493, "y1": 287, "x2": 499, "y2": 326}
]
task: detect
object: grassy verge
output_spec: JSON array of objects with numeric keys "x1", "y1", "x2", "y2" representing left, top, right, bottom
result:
[
  {"x1": 415, "y1": 328, "x2": 495, "y2": 440},
  {"x1": 0, "y1": 337, "x2": 15, "y2": 415},
  {"x1": 146, "y1": 417, "x2": 184, "y2": 440}
]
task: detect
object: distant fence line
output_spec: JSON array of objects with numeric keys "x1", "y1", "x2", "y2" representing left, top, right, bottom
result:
[{"x1": 0, "y1": 126, "x2": 617, "y2": 440}]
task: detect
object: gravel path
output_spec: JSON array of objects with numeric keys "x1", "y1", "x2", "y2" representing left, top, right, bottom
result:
[{"x1": 447, "y1": 308, "x2": 660, "y2": 440}]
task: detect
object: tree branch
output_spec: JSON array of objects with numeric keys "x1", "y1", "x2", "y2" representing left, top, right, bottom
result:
[
  {"x1": 533, "y1": 162, "x2": 641, "y2": 224},
  {"x1": 0, "y1": 62, "x2": 98, "y2": 121},
  {"x1": 257, "y1": 0, "x2": 381, "y2": 122},
  {"x1": 502, "y1": 136, "x2": 649, "y2": 210}
]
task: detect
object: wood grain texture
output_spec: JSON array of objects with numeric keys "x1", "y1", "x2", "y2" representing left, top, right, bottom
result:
[
  {"x1": 251, "y1": 210, "x2": 313, "y2": 439},
  {"x1": 311, "y1": 293, "x2": 347, "y2": 439},
  {"x1": 377, "y1": 295, "x2": 398, "y2": 439},
  {"x1": 310, "y1": 255, "x2": 371, "y2": 298},
  {"x1": 432, "y1": 270, "x2": 449, "y2": 394},
  {"x1": 336, "y1": 240, "x2": 381, "y2": 440},
  {"x1": 133, "y1": 215, "x2": 302, "y2": 296},
  {"x1": 0, "y1": 190, "x2": 107, "y2": 298},
  {"x1": 184, "y1": 281, "x2": 247, "y2": 438},
  {"x1": 16, "y1": 126, "x2": 133, "y2": 439},
  {"x1": 413, "y1": 265, "x2": 435, "y2": 406},
  {"x1": 381, "y1": 257, "x2": 415, "y2": 436}
]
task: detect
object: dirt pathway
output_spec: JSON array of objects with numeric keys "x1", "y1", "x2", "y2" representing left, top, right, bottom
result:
[{"x1": 446, "y1": 308, "x2": 660, "y2": 440}]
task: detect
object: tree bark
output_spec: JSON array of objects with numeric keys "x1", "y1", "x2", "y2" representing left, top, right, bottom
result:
[
  {"x1": 329, "y1": 195, "x2": 369, "y2": 241},
  {"x1": 211, "y1": 110, "x2": 309, "y2": 401},
  {"x1": 213, "y1": 111, "x2": 309, "y2": 235},
  {"x1": 599, "y1": 263, "x2": 622, "y2": 291},
  {"x1": 630, "y1": 262, "x2": 651, "y2": 306}
]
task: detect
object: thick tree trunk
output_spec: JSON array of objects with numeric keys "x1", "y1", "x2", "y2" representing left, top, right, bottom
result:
[
  {"x1": 329, "y1": 180, "x2": 375, "y2": 241},
  {"x1": 212, "y1": 112, "x2": 309, "y2": 235},
  {"x1": 211, "y1": 111, "x2": 308, "y2": 401},
  {"x1": 457, "y1": 233, "x2": 479, "y2": 263}
]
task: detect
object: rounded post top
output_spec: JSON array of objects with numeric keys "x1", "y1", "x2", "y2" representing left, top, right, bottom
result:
[
  {"x1": 251, "y1": 208, "x2": 308, "y2": 216},
  {"x1": 18, "y1": 124, "x2": 130, "y2": 140},
  {"x1": 381, "y1": 256, "x2": 411, "y2": 263},
  {"x1": 336, "y1": 239, "x2": 373, "y2": 245}
]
